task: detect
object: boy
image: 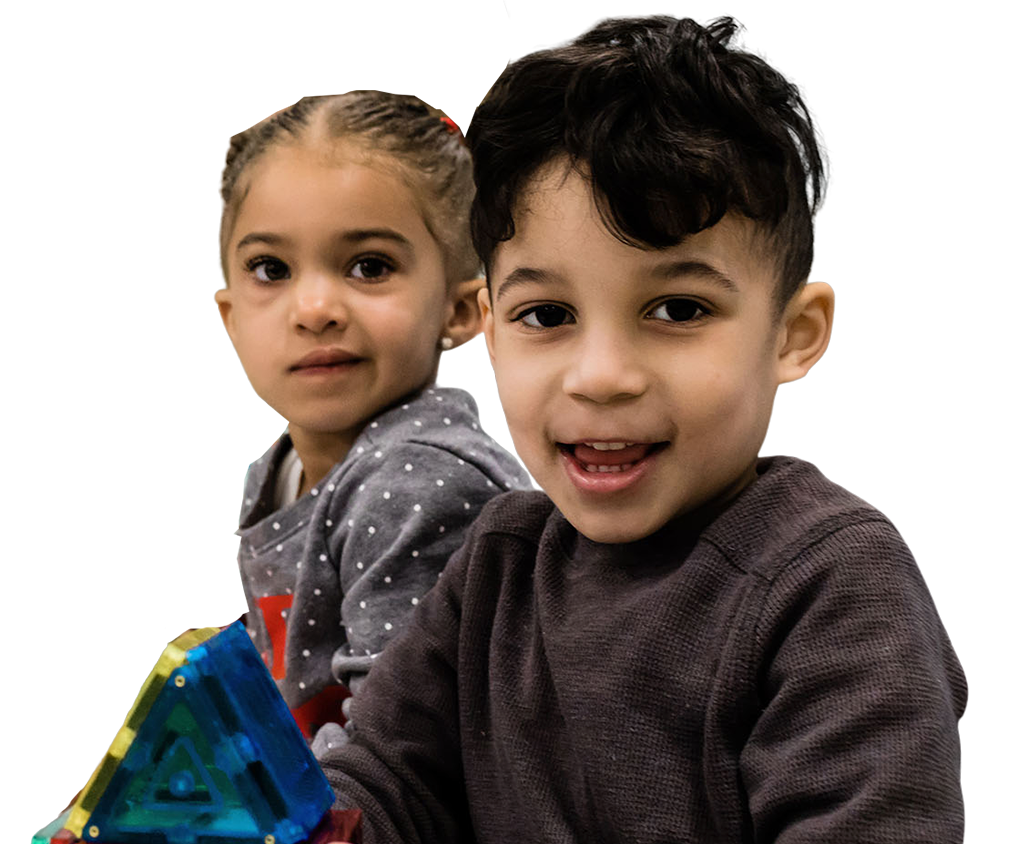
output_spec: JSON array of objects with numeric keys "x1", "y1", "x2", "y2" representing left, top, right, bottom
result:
[{"x1": 317, "y1": 16, "x2": 966, "y2": 842}]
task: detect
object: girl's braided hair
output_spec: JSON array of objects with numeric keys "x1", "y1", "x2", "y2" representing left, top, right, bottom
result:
[{"x1": 220, "y1": 91, "x2": 478, "y2": 283}]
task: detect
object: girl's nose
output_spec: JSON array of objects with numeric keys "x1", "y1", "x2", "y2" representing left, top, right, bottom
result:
[
  {"x1": 561, "y1": 329, "x2": 649, "y2": 404},
  {"x1": 291, "y1": 272, "x2": 349, "y2": 335}
]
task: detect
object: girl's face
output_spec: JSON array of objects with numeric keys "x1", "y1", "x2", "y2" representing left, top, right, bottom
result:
[{"x1": 216, "y1": 144, "x2": 460, "y2": 457}]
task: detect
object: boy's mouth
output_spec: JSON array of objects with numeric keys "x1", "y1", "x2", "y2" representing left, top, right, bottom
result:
[{"x1": 559, "y1": 441, "x2": 667, "y2": 473}]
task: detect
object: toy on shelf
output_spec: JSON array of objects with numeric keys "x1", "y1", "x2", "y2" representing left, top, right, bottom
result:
[{"x1": 32, "y1": 622, "x2": 360, "y2": 844}]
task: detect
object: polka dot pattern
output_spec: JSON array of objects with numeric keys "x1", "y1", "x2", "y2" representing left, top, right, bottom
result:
[{"x1": 235, "y1": 386, "x2": 528, "y2": 716}]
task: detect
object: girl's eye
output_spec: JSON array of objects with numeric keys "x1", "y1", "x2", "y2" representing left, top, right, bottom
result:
[
  {"x1": 247, "y1": 256, "x2": 290, "y2": 283},
  {"x1": 350, "y1": 257, "x2": 394, "y2": 281},
  {"x1": 516, "y1": 304, "x2": 575, "y2": 328},
  {"x1": 647, "y1": 298, "x2": 708, "y2": 323}
]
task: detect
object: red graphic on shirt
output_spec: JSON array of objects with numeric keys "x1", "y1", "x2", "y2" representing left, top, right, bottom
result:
[
  {"x1": 256, "y1": 594, "x2": 293, "y2": 680},
  {"x1": 256, "y1": 593, "x2": 351, "y2": 737},
  {"x1": 291, "y1": 684, "x2": 351, "y2": 737}
]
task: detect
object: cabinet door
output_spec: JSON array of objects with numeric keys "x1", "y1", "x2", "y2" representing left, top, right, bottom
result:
[
  {"x1": 127, "y1": 347, "x2": 260, "y2": 498},
  {"x1": 894, "y1": 343, "x2": 964, "y2": 667}
]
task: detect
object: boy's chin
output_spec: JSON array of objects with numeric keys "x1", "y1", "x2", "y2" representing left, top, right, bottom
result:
[{"x1": 561, "y1": 508, "x2": 666, "y2": 545}]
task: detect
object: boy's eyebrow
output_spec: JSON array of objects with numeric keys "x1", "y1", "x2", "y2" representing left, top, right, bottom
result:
[
  {"x1": 651, "y1": 260, "x2": 740, "y2": 292},
  {"x1": 495, "y1": 267, "x2": 561, "y2": 301},
  {"x1": 495, "y1": 261, "x2": 739, "y2": 301}
]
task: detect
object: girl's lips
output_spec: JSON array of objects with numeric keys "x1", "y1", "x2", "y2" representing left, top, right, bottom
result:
[
  {"x1": 290, "y1": 347, "x2": 362, "y2": 370},
  {"x1": 292, "y1": 357, "x2": 364, "y2": 378},
  {"x1": 558, "y1": 442, "x2": 666, "y2": 494}
]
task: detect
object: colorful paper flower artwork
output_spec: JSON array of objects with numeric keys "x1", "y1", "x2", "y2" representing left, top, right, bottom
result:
[{"x1": 41, "y1": 0, "x2": 134, "y2": 78}]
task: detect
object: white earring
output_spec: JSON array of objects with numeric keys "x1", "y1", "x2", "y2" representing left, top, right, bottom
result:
[{"x1": 440, "y1": 336, "x2": 454, "y2": 351}]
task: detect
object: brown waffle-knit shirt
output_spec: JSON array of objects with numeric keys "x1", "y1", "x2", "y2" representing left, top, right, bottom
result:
[{"x1": 318, "y1": 456, "x2": 966, "y2": 843}]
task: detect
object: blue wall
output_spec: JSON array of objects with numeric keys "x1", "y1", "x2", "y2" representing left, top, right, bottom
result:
[{"x1": 29, "y1": 0, "x2": 968, "y2": 205}]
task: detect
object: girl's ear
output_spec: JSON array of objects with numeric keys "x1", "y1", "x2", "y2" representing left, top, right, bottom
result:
[
  {"x1": 214, "y1": 287, "x2": 237, "y2": 344},
  {"x1": 775, "y1": 281, "x2": 834, "y2": 384},
  {"x1": 442, "y1": 276, "x2": 485, "y2": 349}
]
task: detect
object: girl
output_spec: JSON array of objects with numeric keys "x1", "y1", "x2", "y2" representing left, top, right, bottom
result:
[{"x1": 213, "y1": 92, "x2": 526, "y2": 749}]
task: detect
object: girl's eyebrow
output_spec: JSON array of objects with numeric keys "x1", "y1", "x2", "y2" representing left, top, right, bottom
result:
[
  {"x1": 339, "y1": 228, "x2": 413, "y2": 249},
  {"x1": 235, "y1": 228, "x2": 413, "y2": 252},
  {"x1": 235, "y1": 231, "x2": 286, "y2": 250}
]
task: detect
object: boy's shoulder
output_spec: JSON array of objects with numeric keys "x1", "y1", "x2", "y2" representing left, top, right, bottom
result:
[
  {"x1": 702, "y1": 455, "x2": 908, "y2": 583},
  {"x1": 464, "y1": 486, "x2": 559, "y2": 543}
]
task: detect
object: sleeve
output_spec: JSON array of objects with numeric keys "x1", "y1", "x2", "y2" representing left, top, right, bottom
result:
[
  {"x1": 328, "y1": 442, "x2": 503, "y2": 691},
  {"x1": 316, "y1": 533, "x2": 473, "y2": 844},
  {"x1": 741, "y1": 520, "x2": 967, "y2": 843}
]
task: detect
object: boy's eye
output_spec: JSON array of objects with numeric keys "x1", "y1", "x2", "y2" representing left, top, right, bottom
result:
[
  {"x1": 517, "y1": 304, "x2": 575, "y2": 328},
  {"x1": 350, "y1": 257, "x2": 394, "y2": 281},
  {"x1": 647, "y1": 298, "x2": 707, "y2": 323},
  {"x1": 247, "y1": 256, "x2": 290, "y2": 283}
]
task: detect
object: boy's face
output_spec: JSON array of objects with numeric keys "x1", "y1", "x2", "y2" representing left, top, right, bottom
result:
[
  {"x1": 480, "y1": 163, "x2": 792, "y2": 543},
  {"x1": 215, "y1": 145, "x2": 455, "y2": 456}
]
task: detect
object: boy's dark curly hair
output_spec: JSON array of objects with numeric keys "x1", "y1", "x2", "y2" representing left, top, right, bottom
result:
[{"x1": 467, "y1": 16, "x2": 825, "y2": 308}]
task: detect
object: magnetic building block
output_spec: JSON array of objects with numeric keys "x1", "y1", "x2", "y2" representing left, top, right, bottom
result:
[{"x1": 68, "y1": 622, "x2": 332, "y2": 844}]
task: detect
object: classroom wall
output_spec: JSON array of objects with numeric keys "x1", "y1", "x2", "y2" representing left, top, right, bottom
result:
[{"x1": 31, "y1": 0, "x2": 968, "y2": 204}]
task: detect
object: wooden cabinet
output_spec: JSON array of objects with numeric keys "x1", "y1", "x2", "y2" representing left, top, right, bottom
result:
[
  {"x1": 764, "y1": 232, "x2": 968, "y2": 667},
  {"x1": 31, "y1": 231, "x2": 968, "y2": 658}
]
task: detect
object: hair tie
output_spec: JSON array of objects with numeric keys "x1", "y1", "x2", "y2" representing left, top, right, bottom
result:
[{"x1": 440, "y1": 116, "x2": 461, "y2": 136}]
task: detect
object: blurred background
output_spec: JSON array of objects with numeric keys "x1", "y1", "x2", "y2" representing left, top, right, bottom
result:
[{"x1": 4, "y1": 0, "x2": 1011, "y2": 838}]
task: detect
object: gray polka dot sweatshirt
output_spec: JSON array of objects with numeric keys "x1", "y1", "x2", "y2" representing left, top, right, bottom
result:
[{"x1": 234, "y1": 387, "x2": 527, "y2": 735}]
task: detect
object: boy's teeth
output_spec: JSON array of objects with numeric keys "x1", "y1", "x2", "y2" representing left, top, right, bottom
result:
[{"x1": 571, "y1": 442, "x2": 653, "y2": 467}]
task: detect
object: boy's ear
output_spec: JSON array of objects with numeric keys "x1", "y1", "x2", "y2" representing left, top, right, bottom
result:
[
  {"x1": 442, "y1": 276, "x2": 485, "y2": 349},
  {"x1": 477, "y1": 285, "x2": 496, "y2": 362},
  {"x1": 214, "y1": 288, "x2": 237, "y2": 343},
  {"x1": 775, "y1": 282, "x2": 834, "y2": 384}
]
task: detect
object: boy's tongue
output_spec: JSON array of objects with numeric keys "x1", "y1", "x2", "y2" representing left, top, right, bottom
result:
[{"x1": 572, "y1": 443, "x2": 653, "y2": 466}]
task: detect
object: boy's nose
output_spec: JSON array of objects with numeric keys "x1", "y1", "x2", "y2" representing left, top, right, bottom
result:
[
  {"x1": 562, "y1": 331, "x2": 649, "y2": 404},
  {"x1": 291, "y1": 273, "x2": 349, "y2": 335}
]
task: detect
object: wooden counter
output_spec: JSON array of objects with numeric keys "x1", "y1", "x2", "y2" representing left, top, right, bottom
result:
[{"x1": 29, "y1": 234, "x2": 968, "y2": 662}]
